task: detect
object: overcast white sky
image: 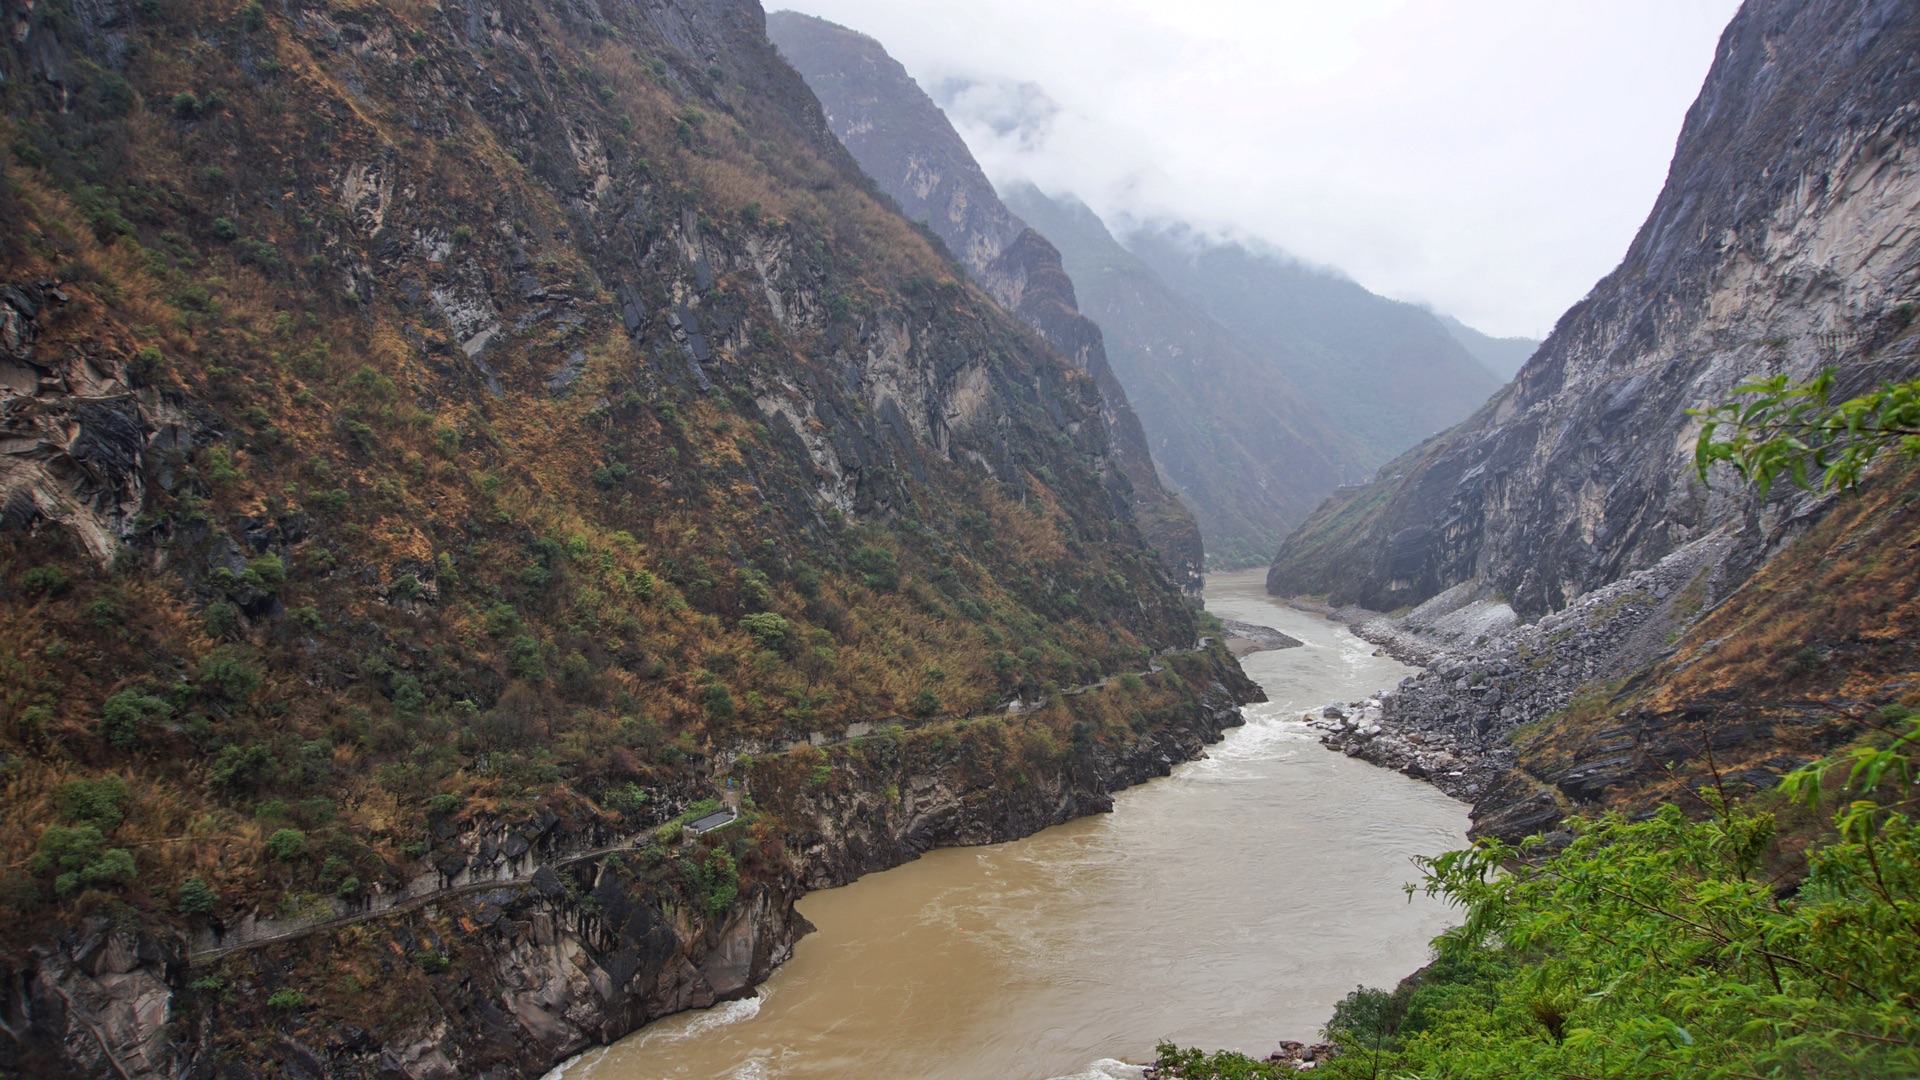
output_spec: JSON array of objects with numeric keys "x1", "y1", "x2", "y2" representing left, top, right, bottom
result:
[{"x1": 774, "y1": 1, "x2": 1742, "y2": 339}]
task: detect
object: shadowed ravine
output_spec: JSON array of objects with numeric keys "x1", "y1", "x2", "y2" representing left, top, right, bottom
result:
[{"x1": 554, "y1": 571, "x2": 1467, "y2": 1080}]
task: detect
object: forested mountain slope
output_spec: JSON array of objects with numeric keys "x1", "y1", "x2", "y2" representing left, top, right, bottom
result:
[
  {"x1": 0, "y1": 0, "x2": 1255, "y2": 1073},
  {"x1": 1436, "y1": 314, "x2": 1538, "y2": 381}
]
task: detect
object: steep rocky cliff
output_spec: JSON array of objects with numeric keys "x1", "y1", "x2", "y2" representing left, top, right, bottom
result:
[
  {"x1": 764, "y1": 10, "x2": 1205, "y2": 591},
  {"x1": 0, "y1": 0, "x2": 1259, "y2": 1073},
  {"x1": 1271, "y1": 0, "x2": 1920, "y2": 620},
  {"x1": 1003, "y1": 184, "x2": 1365, "y2": 569}
]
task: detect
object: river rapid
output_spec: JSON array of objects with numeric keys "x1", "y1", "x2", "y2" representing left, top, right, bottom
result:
[{"x1": 556, "y1": 570, "x2": 1468, "y2": 1080}]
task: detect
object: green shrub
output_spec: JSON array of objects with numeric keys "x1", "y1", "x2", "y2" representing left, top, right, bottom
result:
[
  {"x1": 99, "y1": 690, "x2": 171, "y2": 750},
  {"x1": 737, "y1": 612, "x2": 790, "y2": 650},
  {"x1": 701, "y1": 683, "x2": 734, "y2": 718},
  {"x1": 507, "y1": 635, "x2": 546, "y2": 680},
  {"x1": 266, "y1": 988, "x2": 304, "y2": 1009},
  {"x1": 209, "y1": 215, "x2": 237, "y2": 240},
  {"x1": 208, "y1": 743, "x2": 278, "y2": 792},
  {"x1": 203, "y1": 599, "x2": 240, "y2": 638},
  {"x1": 20, "y1": 566, "x2": 68, "y2": 596},
  {"x1": 849, "y1": 546, "x2": 898, "y2": 592},
  {"x1": 313, "y1": 487, "x2": 351, "y2": 515},
  {"x1": 693, "y1": 849, "x2": 737, "y2": 917},
  {"x1": 908, "y1": 688, "x2": 941, "y2": 717},
  {"x1": 1151, "y1": 1041, "x2": 1285, "y2": 1079},
  {"x1": 56, "y1": 775, "x2": 131, "y2": 829},
  {"x1": 604, "y1": 783, "x2": 649, "y2": 816},
  {"x1": 84, "y1": 593, "x2": 126, "y2": 627},
  {"x1": 198, "y1": 647, "x2": 261, "y2": 703},
  {"x1": 33, "y1": 826, "x2": 136, "y2": 895},
  {"x1": 265, "y1": 828, "x2": 307, "y2": 860},
  {"x1": 175, "y1": 875, "x2": 217, "y2": 915},
  {"x1": 243, "y1": 553, "x2": 286, "y2": 592},
  {"x1": 390, "y1": 672, "x2": 425, "y2": 715}
]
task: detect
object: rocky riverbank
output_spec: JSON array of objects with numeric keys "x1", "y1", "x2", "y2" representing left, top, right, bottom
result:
[{"x1": 1293, "y1": 532, "x2": 1751, "y2": 840}]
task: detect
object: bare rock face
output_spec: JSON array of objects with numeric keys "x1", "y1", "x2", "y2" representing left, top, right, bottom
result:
[
  {"x1": 1270, "y1": 0, "x2": 1920, "y2": 620},
  {"x1": 765, "y1": 11, "x2": 1205, "y2": 593}
]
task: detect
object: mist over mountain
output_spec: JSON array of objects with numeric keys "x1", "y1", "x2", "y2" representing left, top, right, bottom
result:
[
  {"x1": 1002, "y1": 182, "x2": 1364, "y2": 568},
  {"x1": 769, "y1": 11, "x2": 1509, "y2": 566},
  {"x1": 1123, "y1": 226, "x2": 1506, "y2": 467}
]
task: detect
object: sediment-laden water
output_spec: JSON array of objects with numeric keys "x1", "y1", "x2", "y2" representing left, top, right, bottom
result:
[{"x1": 557, "y1": 570, "x2": 1467, "y2": 1080}]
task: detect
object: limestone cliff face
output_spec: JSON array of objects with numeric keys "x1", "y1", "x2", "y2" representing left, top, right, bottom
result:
[
  {"x1": 765, "y1": 10, "x2": 1205, "y2": 592},
  {"x1": 1270, "y1": 0, "x2": 1920, "y2": 620}
]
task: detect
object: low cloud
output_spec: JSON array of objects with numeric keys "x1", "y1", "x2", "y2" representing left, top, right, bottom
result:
[{"x1": 774, "y1": 0, "x2": 1740, "y2": 338}]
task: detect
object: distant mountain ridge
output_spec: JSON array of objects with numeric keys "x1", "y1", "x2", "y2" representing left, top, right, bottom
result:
[
  {"x1": 1437, "y1": 314, "x2": 1540, "y2": 380},
  {"x1": 1002, "y1": 183, "x2": 1365, "y2": 568},
  {"x1": 768, "y1": 10, "x2": 1509, "y2": 569},
  {"x1": 1123, "y1": 225, "x2": 1506, "y2": 467}
]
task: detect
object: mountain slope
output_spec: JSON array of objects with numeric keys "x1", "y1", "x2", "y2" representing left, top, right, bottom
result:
[
  {"x1": 0, "y1": 0, "x2": 1257, "y2": 1072},
  {"x1": 1126, "y1": 227, "x2": 1506, "y2": 468},
  {"x1": 764, "y1": 9, "x2": 1205, "y2": 591},
  {"x1": 1437, "y1": 314, "x2": 1538, "y2": 380},
  {"x1": 1002, "y1": 183, "x2": 1366, "y2": 568},
  {"x1": 1271, "y1": 0, "x2": 1920, "y2": 620}
]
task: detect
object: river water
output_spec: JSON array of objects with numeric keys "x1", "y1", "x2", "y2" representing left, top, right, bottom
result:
[{"x1": 557, "y1": 570, "x2": 1468, "y2": 1080}]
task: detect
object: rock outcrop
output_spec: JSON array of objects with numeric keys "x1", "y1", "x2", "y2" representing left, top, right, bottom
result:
[
  {"x1": 1271, "y1": 0, "x2": 1920, "y2": 620},
  {"x1": 765, "y1": 11, "x2": 1205, "y2": 591}
]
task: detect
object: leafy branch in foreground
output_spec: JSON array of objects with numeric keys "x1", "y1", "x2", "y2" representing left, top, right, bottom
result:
[
  {"x1": 1691, "y1": 369, "x2": 1920, "y2": 494},
  {"x1": 1155, "y1": 711, "x2": 1920, "y2": 1078}
]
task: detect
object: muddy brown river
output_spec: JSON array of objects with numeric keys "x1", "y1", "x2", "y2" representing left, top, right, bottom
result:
[{"x1": 555, "y1": 571, "x2": 1468, "y2": 1080}]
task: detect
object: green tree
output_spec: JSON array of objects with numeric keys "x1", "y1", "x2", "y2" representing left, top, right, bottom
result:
[
  {"x1": 176, "y1": 875, "x2": 218, "y2": 915},
  {"x1": 849, "y1": 546, "x2": 899, "y2": 592},
  {"x1": 266, "y1": 828, "x2": 307, "y2": 860},
  {"x1": 1693, "y1": 368, "x2": 1920, "y2": 493},
  {"x1": 99, "y1": 691, "x2": 171, "y2": 750},
  {"x1": 56, "y1": 775, "x2": 131, "y2": 829}
]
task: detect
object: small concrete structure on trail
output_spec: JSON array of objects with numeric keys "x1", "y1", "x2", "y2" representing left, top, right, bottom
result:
[{"x1": 686, "y1": 808, "x2": 739, "y2": 835}]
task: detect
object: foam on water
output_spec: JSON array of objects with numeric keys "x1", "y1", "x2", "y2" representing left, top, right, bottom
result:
[{"x1": 1043, "y1": 1059, "x2": 1153, "y2": 1080}]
